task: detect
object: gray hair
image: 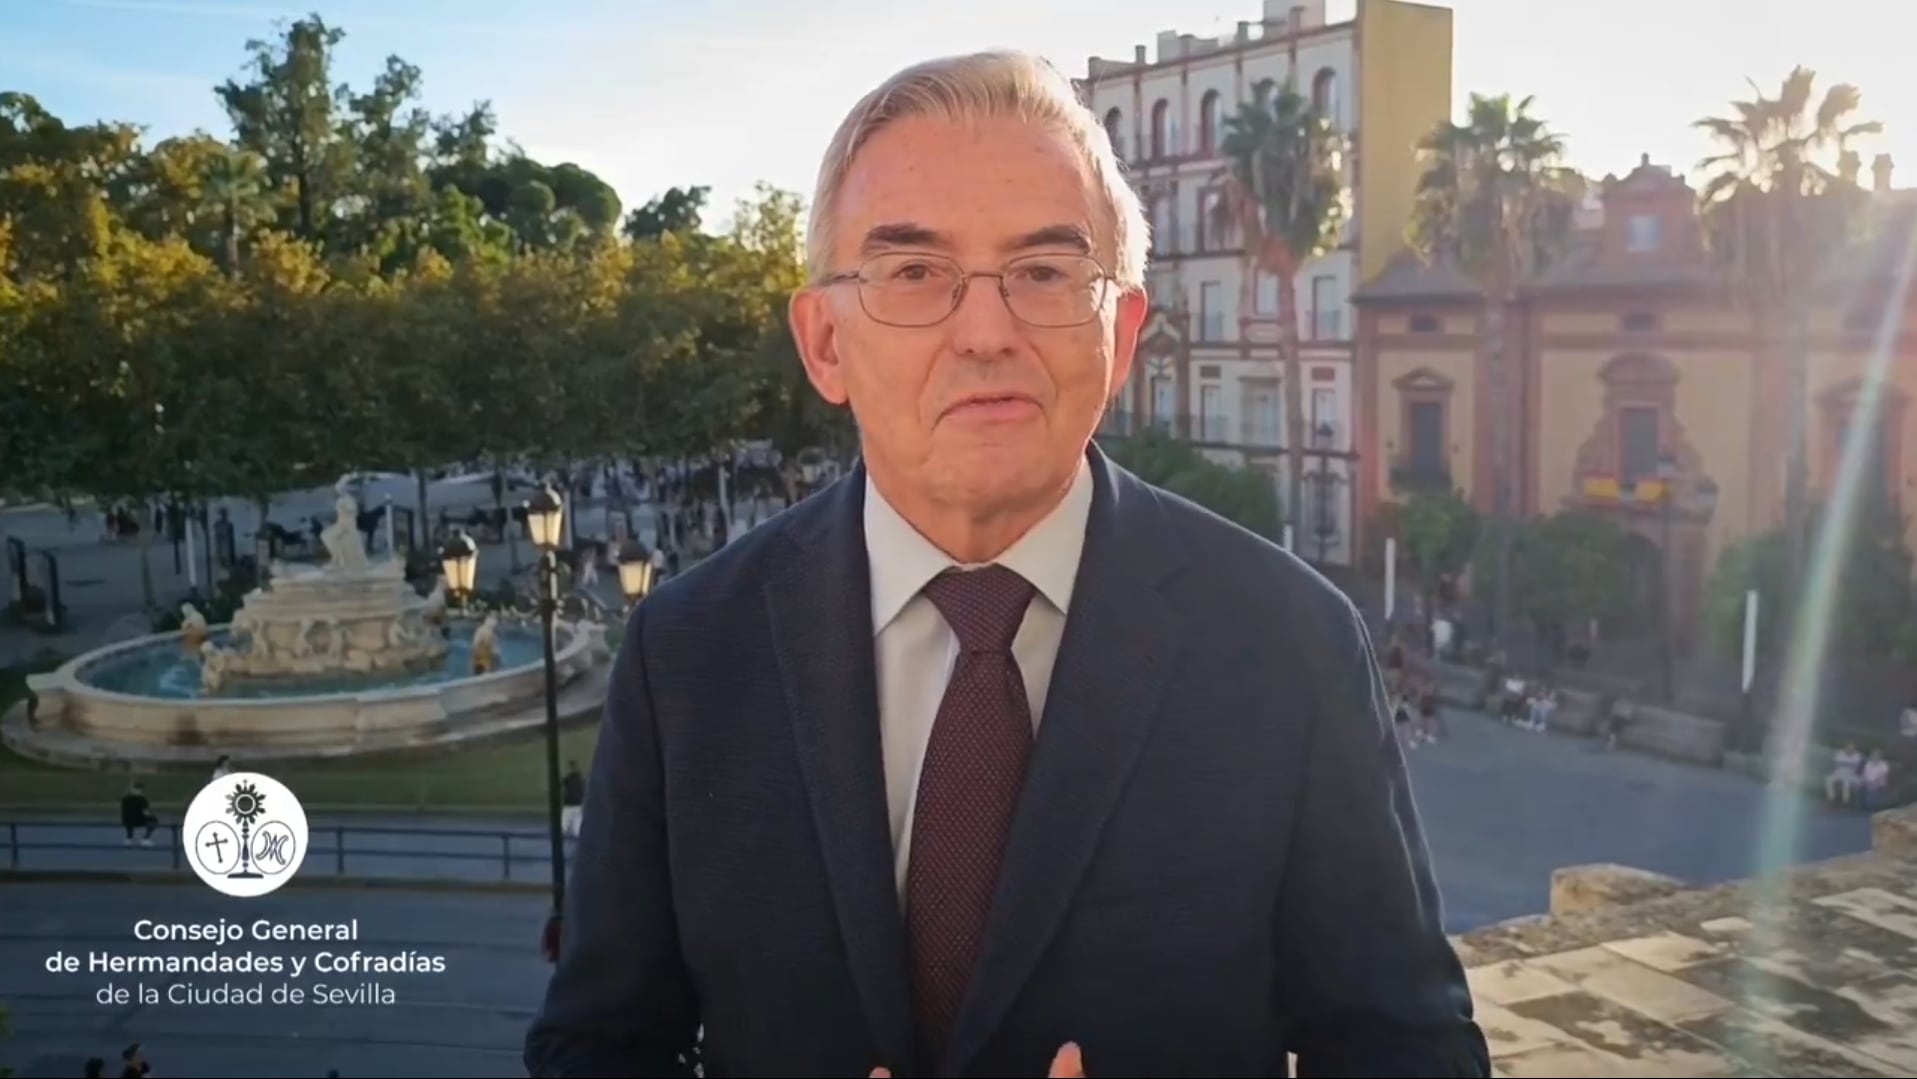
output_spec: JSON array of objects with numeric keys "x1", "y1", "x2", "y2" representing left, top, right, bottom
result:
[{"x1": 806, "y1": 49, "x2": 1149, "y2": 288}]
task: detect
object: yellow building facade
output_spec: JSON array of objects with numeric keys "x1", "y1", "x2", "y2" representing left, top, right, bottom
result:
[{"x1": 1354, "y1": 156, "x2": 1917, "y2": 638}]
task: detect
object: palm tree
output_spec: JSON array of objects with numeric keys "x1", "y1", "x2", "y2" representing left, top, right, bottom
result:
[
  {"x1": 1213, "y1": 82, "x2": 1350, "y2": 530},
  {"x1": 1695, "y1": 66, "x2": 1880, "y2": 583},
  {"x1": 199, "y1": 147, "x2": 270, "y2": 276},
  {"x1": 1406, "y1": 93, "x2": 1581, "y2": 641}
]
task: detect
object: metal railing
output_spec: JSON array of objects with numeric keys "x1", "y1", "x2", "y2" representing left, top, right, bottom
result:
[{"x1": 2, "y1": 819, "x2": 566, "y2": 884}]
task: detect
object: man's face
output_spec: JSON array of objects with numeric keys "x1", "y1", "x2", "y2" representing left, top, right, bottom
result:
[{"x1": 791, "y1": 114, "x2": 1146, "y2": 516}]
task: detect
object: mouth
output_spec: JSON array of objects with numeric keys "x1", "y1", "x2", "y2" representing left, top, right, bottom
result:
[{"x1": 943, "y1": 392, "x2": 1039, "y2": 421}]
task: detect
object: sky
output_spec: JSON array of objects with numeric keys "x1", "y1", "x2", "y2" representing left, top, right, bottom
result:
[{"x1": 2, "y1": 0, "x2": 1910, "y2": 229}]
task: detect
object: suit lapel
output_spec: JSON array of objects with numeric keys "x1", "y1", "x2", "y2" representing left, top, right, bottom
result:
[
  {"x1": 943, "y1": 448, "x2": 1191, "y2": 1075},
  {"x1": 763, "y1": 471, "x2": 917, "y2": 1073}
]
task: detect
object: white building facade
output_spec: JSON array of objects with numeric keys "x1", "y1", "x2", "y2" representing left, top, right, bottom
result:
[{"x1": 1079, "y1": 0, "x2": 1452, "y2": 566}]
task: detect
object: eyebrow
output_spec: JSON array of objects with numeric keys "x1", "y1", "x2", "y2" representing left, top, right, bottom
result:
[
  {"x1": 856, "y1": 222, "x2": 1094, "y2": 258},
  {"x1": 1004, "y1": 224, "x2": 1093, "y2": 255}
]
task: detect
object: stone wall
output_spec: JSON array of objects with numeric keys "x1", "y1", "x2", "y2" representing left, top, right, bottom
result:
[{"x1": 1452, "y1": 804, "x2": 1917, "y2": 1076}]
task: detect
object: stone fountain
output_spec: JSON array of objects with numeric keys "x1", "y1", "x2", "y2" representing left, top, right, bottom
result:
[
  {"x1": 199, "y1": 478, "x2": 448, "y2": 690},
  {"x1": 5, "y1": 475, "x2": 612, "y2": 766}
]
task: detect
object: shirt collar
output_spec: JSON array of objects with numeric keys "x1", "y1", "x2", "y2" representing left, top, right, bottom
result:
[{"x1": 864, "y1": 457, "x2": 1093, "y2": 636}]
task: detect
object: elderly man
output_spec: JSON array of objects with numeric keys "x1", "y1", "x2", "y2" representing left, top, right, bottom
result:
[{"x1": 525, "y1": 49, "x2": 1488, "y2": 1078}]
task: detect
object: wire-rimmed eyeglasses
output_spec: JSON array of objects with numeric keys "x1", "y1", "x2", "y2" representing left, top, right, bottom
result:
[{"x1": 819, "y1": 252, "x2": 1115, "y2": 328}]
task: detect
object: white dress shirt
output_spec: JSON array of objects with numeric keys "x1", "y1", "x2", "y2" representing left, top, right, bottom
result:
[{"x1": 864, "y1": 459, "x2": 1094, "y2": 898}]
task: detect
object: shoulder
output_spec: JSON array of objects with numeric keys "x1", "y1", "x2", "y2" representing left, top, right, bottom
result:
[{"x1": 1121, "y1": 469, "x2": 1364, "y2": 645}]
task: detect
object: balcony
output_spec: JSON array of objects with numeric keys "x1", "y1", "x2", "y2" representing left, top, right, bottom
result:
[
  {"x1": 1240, "y1": 421, "x2": 1283, "y2": 449},
  {"x1": 1192, "y1": 413, "x2": 1230, "y2": 443},
  {"x1": 1389, "y1": 462, "x2": 1453, "y2": 494}
]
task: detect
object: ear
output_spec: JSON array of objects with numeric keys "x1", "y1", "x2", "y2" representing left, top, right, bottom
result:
[
  {"x1": 789, "y1": 287, "x2": 848, "y2": 407},
  {"x1": 1108, "y1": 285, "x2": 1149, "y2": 394}
]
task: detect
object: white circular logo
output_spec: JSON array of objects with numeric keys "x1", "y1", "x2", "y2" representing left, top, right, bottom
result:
[{"x1": 181, "y1": 771, "x2": 308, "y2": 898}]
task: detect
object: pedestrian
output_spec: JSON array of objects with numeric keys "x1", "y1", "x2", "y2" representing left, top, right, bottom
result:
[
  {"x1": 120, "y1": 783, "x2": 157, "y2": 846},
  {"x1": 525, "y1": 49, "x2": 1486, "y2": 1079}
]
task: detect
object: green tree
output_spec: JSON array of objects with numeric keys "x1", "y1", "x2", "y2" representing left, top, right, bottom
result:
[
  {"x1": 1408, "y1": 93, "x2": 1583, "y2": 641},
  {"x1": 217, "y1": 16, "x2": 351, "y2": 245},
  {"x1": 1476, "y1": 511, "x2": 1634, "y2": 659},
  {"x1": 0, "y1": 91, "x2": 141, "y2": 281},
  {"x1": 1705, "y1": 494, "x2": 1917, "y2": 664},
  {"x1": 1397, "y1": 488, "x2": 1480, "y2": 602},
  {"x1": 1215, "y1": 83, "x2": 1349, "y2": 526},
  {"x1": 624, "y1": 184, "x2": 710, "y2": 240},
  {"x1": 1695, "y1": 66, "x2": 1880, "y2": 584},
  {"x1": 1105, "y1": 429, "x2": 1282, "y2": 539}
]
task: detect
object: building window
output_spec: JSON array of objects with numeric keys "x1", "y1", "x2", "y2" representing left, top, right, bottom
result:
[
  {"x1": 1151, "y1": 195, "x2": 1174, "y2": 255},
  {"x1": 1310, "y1": 274, "x2": 1342, "y2": 339},
  {"x1": 1149, "y1": 375, "x2": 1176, "y2": 429},
  {"x1": 1408, "y1": 313, "x2": 1441, "y2": 333},
  {"x1": 1199, "y1": 281, "x2": 1224, "y2": 341},
  {"x1": 1310, "y1": 387, "x2": 1337, "y2": 446},
  {"x1": 1150, "y1": 99, "x2": 1170, "y2": 159},
  {"x1": 1197, "y1": 190, "x2": 1221, "y2": 251},
  {"x1": 1407, "y1": 401, "x2": 1445, "y2": 474},
  {"x1": 1199, "y1": 383, "x2": 1223, "y2": 440},
  {"x1": 1311, "y1": 68, "x2": 1339, "y2": 127},
  {"x1": 1255, "y1": 270, "x2": 1279, "y2": 315},
  {"x1": 1243, "y1": 383, "x2": 1282, "y2": 447},
  {"x1": 1199, "y1": 90, "x2": 1220, "y2": 156},
  {"x1": 1392, "y1": 367, "x2": 1455, "y2": 490},
  {"x1": 1618, "y1": 406, "x2": 1661, "y2": 484},
  {"x1": 1104, "y1": 107, "x2": 1125, "y2": 159},
  {"x1": 1620, "y1": 310, "x2": 1659, "y2": 333},
  {"x1": 1626, "y1": 214, "x2": 1661, "y2": 252}
]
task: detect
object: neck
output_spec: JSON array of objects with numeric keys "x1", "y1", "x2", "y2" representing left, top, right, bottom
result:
[{"x1": 867, "y1": 461, "x2": 1074, "y2": 564}]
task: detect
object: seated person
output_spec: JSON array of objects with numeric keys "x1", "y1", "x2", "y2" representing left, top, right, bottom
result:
[
  {"x1": 1861, "y1": 750, "x2": 1891, "y2": 809},
  {"x1": 1824, "y1": 743, "x2": 1864, "y2": 807}
]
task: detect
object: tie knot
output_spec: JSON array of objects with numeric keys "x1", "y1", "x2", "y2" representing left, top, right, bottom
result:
[{"x1": 922, "y1": 565, "x2": 1035, "y2": 653}]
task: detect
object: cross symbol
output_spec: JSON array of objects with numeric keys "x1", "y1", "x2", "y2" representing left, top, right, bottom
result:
[{"x1": 202, "y1": 833, "x2": 230, "y2": 861}]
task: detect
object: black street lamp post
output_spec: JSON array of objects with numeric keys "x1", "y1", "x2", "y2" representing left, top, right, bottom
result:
[
  {"x1": 523, "y1": 484, "x2": 569, "y2": 961},
  {"x1": 616, "y1": 539, "x2": 657, "y2": 613}
]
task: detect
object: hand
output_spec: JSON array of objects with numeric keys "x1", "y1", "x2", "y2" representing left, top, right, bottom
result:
[{"x1": 869, "y1": 1041, "x2": 1084, "y2": 1077}]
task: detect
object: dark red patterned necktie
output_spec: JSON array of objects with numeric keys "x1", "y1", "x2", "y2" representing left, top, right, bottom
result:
[{"x1": 905, "y1": 564, "x2": 1037, "y2": 1060}]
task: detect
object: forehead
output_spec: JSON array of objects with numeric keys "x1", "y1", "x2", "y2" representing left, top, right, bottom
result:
[{"x1": 832, "y1": 114, "x2": 1101, "y2": 258}]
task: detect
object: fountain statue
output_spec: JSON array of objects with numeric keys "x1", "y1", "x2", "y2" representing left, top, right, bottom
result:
[
  {"x1": 180, "y1": 603, "x2": 210, "y2": 655},
  {"x1": 319, "y1": 476, "x2": 370, "y2": 570},
  {"x1": 471, "y1": 613, "x2": 500, "y2": 675},
  {"x1": 199, "y1": 640, "x2": 233, "y2": 694},
  {"x1": 195, "y1": 475, "x2": 448, "y2": 689}
]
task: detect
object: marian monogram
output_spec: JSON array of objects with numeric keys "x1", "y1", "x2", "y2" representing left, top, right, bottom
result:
[{"x1": 183, "y1": 772, "x2": 309, "y2": 898}]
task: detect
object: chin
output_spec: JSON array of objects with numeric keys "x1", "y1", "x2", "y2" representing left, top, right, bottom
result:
[{"x1": 930, "y1": 443, "x2": 1065, "y2": 508}]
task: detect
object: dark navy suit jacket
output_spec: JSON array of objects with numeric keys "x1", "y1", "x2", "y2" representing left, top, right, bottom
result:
[{"x1": 524, "y1": 446, "x2": 1490, "y2": 1077}]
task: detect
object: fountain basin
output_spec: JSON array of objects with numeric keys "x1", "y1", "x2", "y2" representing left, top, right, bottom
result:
[{"x1": 10, "y1": 617, "x2": 609, "y2": 758}]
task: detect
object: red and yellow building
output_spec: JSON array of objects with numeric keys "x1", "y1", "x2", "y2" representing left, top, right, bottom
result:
[{"x1": 1354, "y1": 154, "x2": 1917, "y2": 636}]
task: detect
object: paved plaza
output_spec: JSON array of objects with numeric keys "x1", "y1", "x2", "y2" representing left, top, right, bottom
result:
[{"x1": 1401, "y1": 711, "x2": 1875, "y2": 929}]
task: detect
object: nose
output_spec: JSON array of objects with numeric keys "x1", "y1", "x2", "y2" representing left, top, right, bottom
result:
[{"x1": 946, "y1": 275, "x2": 1023, "y2": 358}]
